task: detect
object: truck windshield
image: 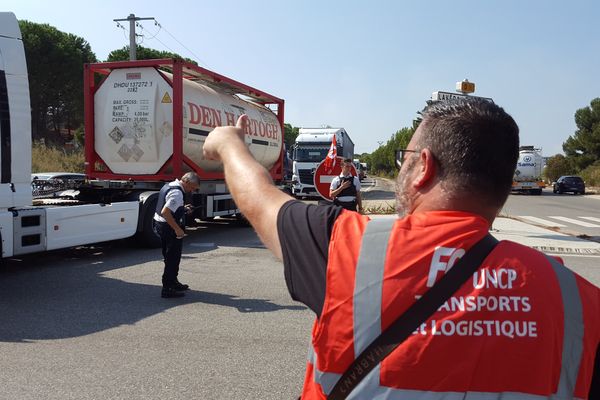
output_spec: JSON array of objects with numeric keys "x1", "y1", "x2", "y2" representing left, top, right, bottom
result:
[{"x1": 294, "y1": 147, "x2": 330, "y2": 162}]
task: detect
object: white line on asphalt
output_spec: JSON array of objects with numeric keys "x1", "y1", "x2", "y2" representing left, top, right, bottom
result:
[
  {"x1": 549, "y1": 216, "x2": 600, "y2": 228},
  {"x1": 518, "y1": 216, "x2": 567, "y2": 227},
  {"x1": 362, "y1": 178, "x2": 375, "y2": 192},
  {"x1": 579, "y1": 216, "x2": 600, "y2": 223}
]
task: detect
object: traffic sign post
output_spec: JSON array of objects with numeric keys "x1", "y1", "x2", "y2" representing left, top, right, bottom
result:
[{"x1": 313, "y1": 156, "x2": 357, "y2": 201}]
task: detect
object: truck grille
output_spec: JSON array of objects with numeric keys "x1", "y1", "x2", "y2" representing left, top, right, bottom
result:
[{"x1": 298, "y1": 169, "x2": 314, "y2": 185}]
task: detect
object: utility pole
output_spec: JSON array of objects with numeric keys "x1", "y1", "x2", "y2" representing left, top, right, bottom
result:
[{"x1": 113, "y1": 14, "x2": 155, "y2": 60}]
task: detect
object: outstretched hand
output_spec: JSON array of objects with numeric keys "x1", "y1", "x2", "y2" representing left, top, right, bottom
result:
[{"x1": 203, "y1": 115, "x2": 248, "y2": 161}]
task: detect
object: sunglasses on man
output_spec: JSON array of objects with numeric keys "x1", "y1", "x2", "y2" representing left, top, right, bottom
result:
[{"x1": 395, "y1": 149, "x2": 418, "y2": 169}]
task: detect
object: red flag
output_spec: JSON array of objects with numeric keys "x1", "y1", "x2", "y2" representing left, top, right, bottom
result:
[{"x1": 324, "y1": 135, "x2": 337, "y2": 172}]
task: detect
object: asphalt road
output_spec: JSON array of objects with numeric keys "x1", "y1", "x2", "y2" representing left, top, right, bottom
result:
[
  {"x1": 0, "y1": 222, "x2": 313, "y2": 400},
  {"x1": 502, "y1": 189, "x2": 600, "y2": 238},
  {"x1": 1, "y1": 183, "x2": 599, "y2": 399}
]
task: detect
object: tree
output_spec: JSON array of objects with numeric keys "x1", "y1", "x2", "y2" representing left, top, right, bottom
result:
[
  {"x1": 562, "y1": 98, "x2": 600, "y2": 171},
  {"x1": 543, "y1": 154, "x2": 573, "y2": 183},
  {"x1": 283, "y1": 123, "x2": 300, "y2": 149},
  {"x1": 369, "y1": 127, "x2": 414, "y2": 177},
  {"x1": 106, "y1": 46, "x2": 196, "y2": 64},
  {"x1": 19, "y1": 20, "x2": 97, "y2": 139}
]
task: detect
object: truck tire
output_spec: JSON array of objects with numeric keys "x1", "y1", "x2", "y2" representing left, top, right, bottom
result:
[
  {"x1": 534, "y1": 188, "x2": 542, "y2": 195},
  {"x1": 234, "y1": 213, "x2": 251, "y2": 227},
  {"x1": 135, "y1": 196, "x2": 161, "y2": 248}
]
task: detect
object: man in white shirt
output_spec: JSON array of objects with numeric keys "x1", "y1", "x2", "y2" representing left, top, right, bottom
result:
[
  {"x1": 153, "y1": 172, "x2": 200, "y2": 298},
  {"x1": 329, "y1": 158, "x2": 362, "y2": 212}
]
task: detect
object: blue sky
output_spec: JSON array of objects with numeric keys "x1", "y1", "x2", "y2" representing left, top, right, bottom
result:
[{"x1": 8, "y1": 0, "x2": 600, "y2": 155}]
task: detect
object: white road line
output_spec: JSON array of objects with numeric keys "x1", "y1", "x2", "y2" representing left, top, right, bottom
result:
[
  {"x1": 580, "y1": 216, "x2": 600, "y2": 223},
  {"x1": 549, "y1": 216, "x2": 600, "y2": 228},
  {"x1": 518, "y1": 216, "x2": 567, "y2": 227}
]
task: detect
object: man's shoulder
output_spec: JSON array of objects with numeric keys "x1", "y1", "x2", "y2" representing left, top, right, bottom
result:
[
  {"x1": 167, "y1": 181, "x2": 184, "y2": 191},
  {"x1": 279, "y1": 200, "x2": 344, "y2": 228}
]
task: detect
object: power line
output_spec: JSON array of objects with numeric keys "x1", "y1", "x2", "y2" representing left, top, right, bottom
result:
[
  {"x1": 153, "y1": 19, "x2": 210, "y2": 67},
  {"x1": 141, "y1": 28, "x2": 180, "y2": 57},
  {"x1": 136, "y1": 21, "x2": 161, "y2": 40}
]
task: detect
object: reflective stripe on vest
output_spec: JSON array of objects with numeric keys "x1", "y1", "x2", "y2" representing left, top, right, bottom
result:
[{"x1": 308, "y1": 219, "x2": 585, "y2": 399}]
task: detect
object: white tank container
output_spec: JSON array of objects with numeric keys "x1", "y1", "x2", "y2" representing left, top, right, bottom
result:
[
  {"x1": 93, "y1": 67, "x2": 282, "y2": 175},
  {"x1": 514, "y1": 147, "x2": 543, "y2": 182}
]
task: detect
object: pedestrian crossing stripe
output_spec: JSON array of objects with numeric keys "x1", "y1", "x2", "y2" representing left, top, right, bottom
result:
[
  {"x1": 580, "y1": 216, "x2": 600, "y2": 223},
  {"x1": 518, "y1": 216, "x2": 566, "y2": 227},
  {"x1": 518, "y1": 216, "x2": 600, "y2": 228},
  {"x1": 549, "y1": 216, "x2": 600, "y2": 228}
]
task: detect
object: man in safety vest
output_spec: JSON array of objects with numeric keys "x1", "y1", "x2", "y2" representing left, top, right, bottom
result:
[
  {"x1": 329, "y1": 158, "x2": 362, "y2": 212},
  {"x1": 203, "y1": 98, "x2": 599, "y2": 399},
  {"x1": 153, "y1": 172, "x2": 200, "y2": 298}
]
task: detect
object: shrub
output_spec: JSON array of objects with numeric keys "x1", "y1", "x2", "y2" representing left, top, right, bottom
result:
[
  {"x1": 31, "y1": 141, "x2": 84, "y2": 173},
  {"x1": 579, "y1": 163, "x2": 600, "y2": 187}
]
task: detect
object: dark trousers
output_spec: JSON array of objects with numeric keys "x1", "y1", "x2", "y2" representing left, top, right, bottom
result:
[
  {"x1": 153, "y1": 221, "x2": 183, "y2": 287},
  {"x1": 334, "y1": 200, "x2": 357, "y2": 211}
]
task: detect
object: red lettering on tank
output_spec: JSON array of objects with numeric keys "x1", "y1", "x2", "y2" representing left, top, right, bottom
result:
[
  {"x1": 243, "y1": 120, "x2": 251, "y2": 136},
  {"x1": 266, "y1": 124, "x2": 273, "y2": 138},
  {"x1": 258, "y1": 121, "x2": 266, "y2": 137},
  {"x1": 188, "y1": 102, "x2": 201, "y2": 125},
  {"x1": 250, "y1": 119, "x2": 259, "y2": 136},
  {"x1": 225, "y1": 112, "x2": 236, "y2": 126},
  {"x1": 211, "y1": 108, "x2": 223, "y2": 127},
  {"x1": 200, "y1": 106, "x2": 213, "y2": 127}
]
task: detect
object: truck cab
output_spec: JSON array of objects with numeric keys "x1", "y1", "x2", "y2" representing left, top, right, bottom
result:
[{"x1": 291, "y1": 128, "x2": 353, "y2": 198}]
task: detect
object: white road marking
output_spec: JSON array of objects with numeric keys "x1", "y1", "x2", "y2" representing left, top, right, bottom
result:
[
  {"x1": 579, "y1": 216, "x2": 600, "y2": 223},
  {"x1": 549, "y1": 216, "x2": 600, "y2": 228},
  {"x1": 518, "y1": 216, "x2": 567, "y2": 227}
]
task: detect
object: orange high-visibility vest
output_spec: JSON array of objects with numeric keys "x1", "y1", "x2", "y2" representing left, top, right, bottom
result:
[{"x1": 300, "y1": 211, "x2": 600, "y2": 399}]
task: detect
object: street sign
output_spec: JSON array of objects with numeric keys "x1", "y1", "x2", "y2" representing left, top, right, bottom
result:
[
  {"x1": 456, "y1": 80, "x2": 475, "y2": 93},
  {"x1": 431, "y1": 91, "x2": 494, "y2": 103},
  {"x1": 313, "y1": 156, "x2": 357, "y2": 200}
]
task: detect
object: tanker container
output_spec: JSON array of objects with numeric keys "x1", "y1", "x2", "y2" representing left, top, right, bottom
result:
[
  {"x1": 90, "y1": 64, "x2": 283, "y2": 178},
  {"x1": 81, "y1": 59, "x2": 285, "y2": 246},
  {"x1": 512, "y1": 146, "x2": 545, "y2": 195}
]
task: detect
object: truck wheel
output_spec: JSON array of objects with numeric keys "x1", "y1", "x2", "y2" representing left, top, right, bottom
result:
[
  {"x1": 535, "y1": 189, "x2": 542, "y2": 195},
  {"x1": 234, "y1": 213, "x2": 251, "y2": 227},
  {"x1": 135, "y1": 197, "x2": 161, "y2": 248}
]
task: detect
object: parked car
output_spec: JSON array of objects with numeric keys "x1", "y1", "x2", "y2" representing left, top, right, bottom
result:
[
  {"x1": 353, "y1": 162, "x2": 366, "y2": 181},
  {"x1": 552, "y1": 175, "x2": 585, "y2": 194},
  {"x1": 31, "y1": 172, "x2": 86, "y2": 197},
  {"x1": 31, "y1": 172, "x2": 86, "y2": 182}
]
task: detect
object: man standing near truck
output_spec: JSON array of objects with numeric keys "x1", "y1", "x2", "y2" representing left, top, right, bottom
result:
[
  {"x1": 202, "y1": 99, "x2": 598, "y2": 399},
  {"x1": 329, "y1": 158, "x2": 362, "y2": 212},
  {"x1": 153, "y1": 172, "x2": 200, "y2": 298}
]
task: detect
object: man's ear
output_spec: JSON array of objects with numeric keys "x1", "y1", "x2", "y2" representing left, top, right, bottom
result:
[{"x1": 412, "y1": 148, "x2": 436, "y2": 188}]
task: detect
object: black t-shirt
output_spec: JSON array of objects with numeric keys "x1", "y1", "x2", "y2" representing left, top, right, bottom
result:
[{"x1": 276, "y1": 200, "x2": 343, "y2": 317}]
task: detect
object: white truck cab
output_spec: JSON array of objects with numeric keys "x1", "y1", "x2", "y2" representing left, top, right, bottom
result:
[
  {"x1": 291, "y1": 127, "x2": 354, "y2": 198},
  {"x1": 0, "y1": 12, "x2": 138, "y2": 258}
]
